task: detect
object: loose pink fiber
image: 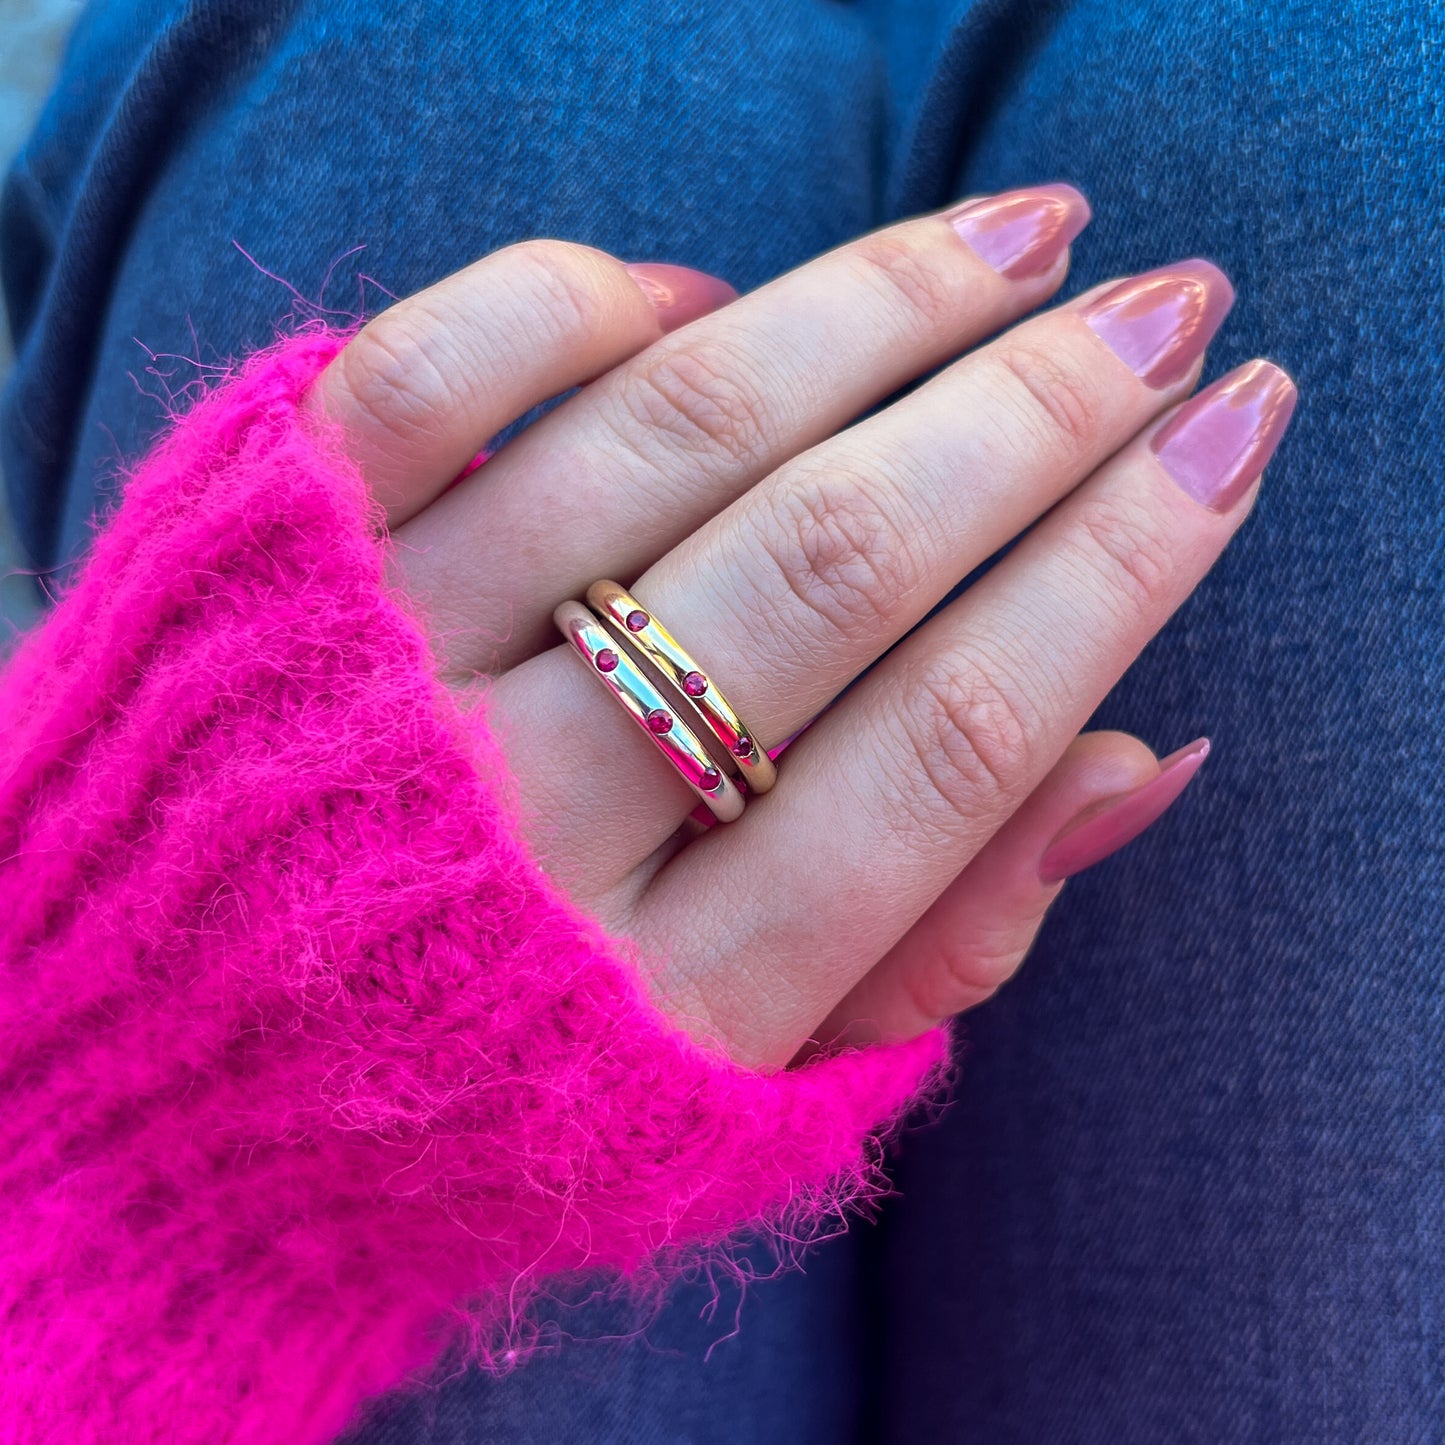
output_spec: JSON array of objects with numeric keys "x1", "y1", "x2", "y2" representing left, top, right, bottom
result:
[{"x1": 0, "y1": 328, "x2": 948, "y2": 1444}]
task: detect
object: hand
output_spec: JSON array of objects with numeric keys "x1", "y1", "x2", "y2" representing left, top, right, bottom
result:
[{"x1": 305, "y1": 185, "x2": 1296, "y2": 1070}]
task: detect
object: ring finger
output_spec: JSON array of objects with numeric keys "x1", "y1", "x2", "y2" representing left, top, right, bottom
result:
[
  {"x1": 488, "y1": 257, "x2": 1233, "y2": 889},
  {"x1": 639, "y1": 358, "x2": 1298, "y2": 1066}
]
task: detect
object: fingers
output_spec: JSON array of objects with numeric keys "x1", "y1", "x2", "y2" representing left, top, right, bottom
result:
[
  {"x1": 486, "y1": 257, "x2": 1233, "y2": 888},
  {"x1": 812, "y1": 732, "x2": 1210, "y2": 1052},
  {"x1": 393, "y1": 185, "x2": 1091, "y2": 671},
  {"x1": 304, "y1": 241, "x2": 735, "y2": 523},
  {"x1": 636, "y1": 359, "x2": 1296, "y2": 1066},
  {"x1": 636, "y1": 257, "x2": 1233, "y2": 726}
]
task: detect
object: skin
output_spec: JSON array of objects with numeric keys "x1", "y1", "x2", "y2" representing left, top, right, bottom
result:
[{"x1": 303, "y1": 200, "x2": 1275, "y2": 1071}]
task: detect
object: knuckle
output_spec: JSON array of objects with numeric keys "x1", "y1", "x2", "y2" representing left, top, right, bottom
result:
[
  {"x1": 993, "y1": 342, "x2": 1104, "y2": 455},
  {"x1": 754, "y1": 467, "x2": 920, "y2": 642},
  {"x1": 909, "y1": 927, "x2": 1036, "y2": 1022},
  {"x1": 849, "y1": 234, "x2": 960, "y2": 336},
  {"x1": 333, "y1": 310, "x2": 456, "y2": 451},
  {"x1": 615, "y1": 344, "x2": 774, "y2": 466},
  {"x1": 500, "y1": 239, "x2": 610, "y2": 343},
  {"x1": 898, "y1": 653, "x2": 1037, "y2": 824},
  {"x1": 1073, "y1": 492, "x2": 1176, "y2": 612}
]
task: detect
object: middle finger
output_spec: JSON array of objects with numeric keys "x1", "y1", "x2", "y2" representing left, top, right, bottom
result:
[{"x1": 397, "y1": 185, "x2": 1091, "y2": 672}]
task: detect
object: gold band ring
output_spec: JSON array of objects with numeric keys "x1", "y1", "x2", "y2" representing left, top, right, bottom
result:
[
  {"x1": 553, "y1": 599, "x2": 748, "y2": 823},
  {"x1": 584, "y1": 580, "x2": 778, "y2": 797}
]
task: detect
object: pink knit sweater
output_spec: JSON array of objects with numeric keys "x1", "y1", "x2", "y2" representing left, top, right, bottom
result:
[{"x1": 0, "y1": 330, "x2": 947, "y2": 1444}]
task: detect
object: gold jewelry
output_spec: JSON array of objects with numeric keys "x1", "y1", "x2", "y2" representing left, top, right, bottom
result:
[
  {"x1": 553, "y1": 598, "x2": 747, "y2": 823},
  {"x1": 584, "y1": 580, "x2": 778, "y2": 796}
]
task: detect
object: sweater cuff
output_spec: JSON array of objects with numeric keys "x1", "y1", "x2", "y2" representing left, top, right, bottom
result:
[{"x1": 0, "y1": 327, "x2": 950, "y2": 1445}]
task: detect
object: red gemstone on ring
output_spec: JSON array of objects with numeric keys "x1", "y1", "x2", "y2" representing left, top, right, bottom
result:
[
  {"x1": 682, "y1": 671, "x2": 708, "y2": 697},
  {"x1": 595, "y1": 648, "x2": 619, "y2": 673},
  {"x1": 646, "y1": 708, "x2": 673, "y2": 734},
  {"x1": 625, "y1": 609, "x2": 650, "y2": 632},
  {"x1": 733, "y1": 735, "x2": 753, "y2": 758},
  {"x1": 699, "y1": 766, "x2": 723, "y2": 791}
]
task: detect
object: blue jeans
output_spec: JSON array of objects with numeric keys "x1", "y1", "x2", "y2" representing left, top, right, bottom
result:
[{"x1": 4, "y1": 1, "x2": 1441, "y2": 1439}]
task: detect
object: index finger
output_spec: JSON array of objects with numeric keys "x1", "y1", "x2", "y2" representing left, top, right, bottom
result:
[{"x1": 304, "y1": 240, "x2": 734, "y2": 523}]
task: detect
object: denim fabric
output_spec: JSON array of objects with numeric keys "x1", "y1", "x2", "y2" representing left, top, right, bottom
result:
[
  {"x1": 880, "y1": 7, "x2": 1445, "y2": 1442},
  {"x1": 3, "y1": 1, "x2": 1442, "y2": 1441}
]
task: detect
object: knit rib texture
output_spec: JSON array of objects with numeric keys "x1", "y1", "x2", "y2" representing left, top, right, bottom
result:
[{"x1": 0, "y1": 329, "x2": 948, "y2": 1445}]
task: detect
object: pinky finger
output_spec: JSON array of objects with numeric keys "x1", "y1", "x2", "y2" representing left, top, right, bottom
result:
[{"x1": 809, "y1": 730, "x2": 1211, "y2": 1052}]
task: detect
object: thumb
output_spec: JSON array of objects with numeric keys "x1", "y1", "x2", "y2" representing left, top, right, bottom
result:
[{"x1": 810, "y1": 730, "x2": 1210, "y2": 1051}]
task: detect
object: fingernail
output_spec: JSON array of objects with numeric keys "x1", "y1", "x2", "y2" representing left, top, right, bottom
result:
[
  {"x1": 1151, "y1": 359, "x2": 1298, "y2": 513},
  {"x1": 624, "y1": 262, "x2": 738, "y2": 333},
  {"x1": 1038, "y1": 738, "x2": 1211, "y2": 884},
  {"x1": 945, "y1": 183, "x2": 1092, "y2": 280},
  {"x1": 1081, "y1": 260, "x2": 1234, "y2": 389}
]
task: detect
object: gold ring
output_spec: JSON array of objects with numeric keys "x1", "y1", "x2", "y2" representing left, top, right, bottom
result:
[
  {"x1": 553, "y1": 599, "x2": 747, "y2": 823},
  {"x1": 584, "y1": 580, "x2": 778, "y2": 796}
]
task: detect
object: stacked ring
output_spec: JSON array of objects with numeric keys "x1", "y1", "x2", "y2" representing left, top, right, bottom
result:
[
  {"x1": 584, "y1": 580, "x2": 778, "y2": 796},
  {"x1": 553, "y1": 598, "x2": 749, "y2": 823}
]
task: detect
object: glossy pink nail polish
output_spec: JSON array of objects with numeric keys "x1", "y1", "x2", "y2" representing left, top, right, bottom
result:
[
  {"x1": 1038, "y1": 738, "x2": 1211, "y2": 884},
  {"x1": 623, "y1": 263, "x2": 738, "y2": 333},
  {"x1": 1081, "y1": 260, "x2": 1234, "y2": 389},
  {"x1": 1151, "y1": 359, "x2": 1299, "y2": 513},
  {"x1": 946, "y1": 184, "x2": 1092, "y2": 280}
]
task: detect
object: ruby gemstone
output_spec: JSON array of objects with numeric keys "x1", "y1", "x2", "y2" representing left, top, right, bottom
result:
[
  {"x1": 646, "y1": 708, "x2": 673, "y2": 734},
  {"x1": 595, "y1": 648, "x2": 619, "y2": 673},
  {"x1": 682, "y1": 671, "x2": 708, "y2": 697},
  {"x1": 699, "y1": 766, "x2": 723, "y2": 791},
  {"x1": 625, "y1": 609, "x2": 650, "y2": 632},
  {"x1": 733, "y1": 735, "x2": 753, "y2": 757}
]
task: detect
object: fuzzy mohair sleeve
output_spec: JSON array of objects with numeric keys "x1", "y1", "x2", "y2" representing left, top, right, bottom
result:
[{"x1": 0, "y1": 329, "x2": 949, "y2": 1445}]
